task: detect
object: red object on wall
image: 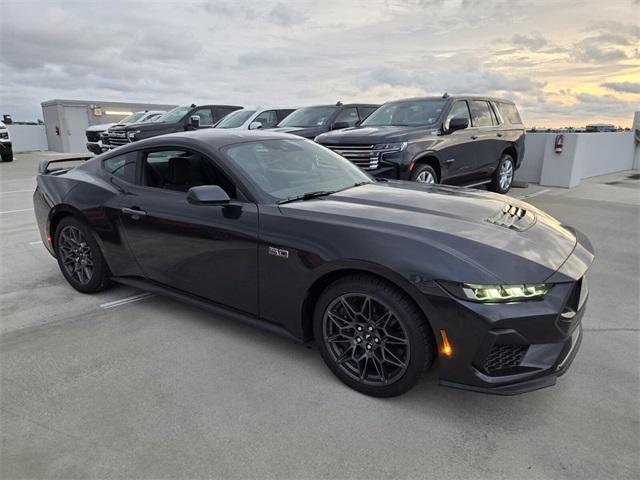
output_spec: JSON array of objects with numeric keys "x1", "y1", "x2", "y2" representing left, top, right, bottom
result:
[{"x1": 554, "y1": 134, "x2": 564, "y2": 154}]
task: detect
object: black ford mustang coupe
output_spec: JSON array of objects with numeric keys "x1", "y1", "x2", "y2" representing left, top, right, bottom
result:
[{"x1": 34, "y1": 129, "x2": 593, "y2": 397}]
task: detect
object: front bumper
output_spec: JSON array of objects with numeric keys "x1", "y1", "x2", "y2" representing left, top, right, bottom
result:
[{"x1": 419, "y1": 275, "x2": 589, "y2": 395}]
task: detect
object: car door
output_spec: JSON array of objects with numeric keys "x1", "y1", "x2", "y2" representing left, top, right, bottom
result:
[
  {"x1": 467, "y1": 100, "x2": 497, "y2": 178},
  {"x1": 438, "y1": 100, "x2": 477, "y2": 182},
  {"x1": 118, "y1": 147, "x2": 259, "y2": 314}
]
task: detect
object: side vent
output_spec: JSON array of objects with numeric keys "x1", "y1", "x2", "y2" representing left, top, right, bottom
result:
[{"x1": 486, "y1": 204, "x2": 536, "y2": 231}]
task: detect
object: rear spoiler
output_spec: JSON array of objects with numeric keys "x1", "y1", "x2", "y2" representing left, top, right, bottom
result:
[{"x1": 38, "y1": 155, "x2": 92, "y2": 174}]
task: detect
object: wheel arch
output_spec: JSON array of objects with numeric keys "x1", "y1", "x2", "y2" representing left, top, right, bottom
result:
[
  {"x1": 411, "y1": 153, "x2": 441, "y2": 182},
  {"x1": 501, "y1": 145, "x2": 518, "y2": 164},
  {"x1": 300, "y1": 262, "x2": 438, "y2": 343}
]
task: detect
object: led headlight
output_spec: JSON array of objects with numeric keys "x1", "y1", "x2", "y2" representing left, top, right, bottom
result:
[
  {"x1": 127, "y1": 130, "x2": 141, "y2": 139},
  {"x1": 373, "y1": 142, "x2": 407, "y2": 152},
  {"x1": 440, "y1": 282, "x2": 552, "y2": 303}
]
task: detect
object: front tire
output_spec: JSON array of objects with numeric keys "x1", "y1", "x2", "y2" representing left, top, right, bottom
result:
[
  {"x1": 411, "y1": 164, "x2": 438, "y2": 184},
  {"x1": 488, "y1": 154, "x2": 514, "y2": 194},
  {"x1": 313, "y1": 275, "x2": 435, "y2": 397},
  {"x1": 55, "y1": 217, "x2": 112, "y2": 293},
  {"x1": 1, "y1": 151, "x2": 13, "y2": 162}
]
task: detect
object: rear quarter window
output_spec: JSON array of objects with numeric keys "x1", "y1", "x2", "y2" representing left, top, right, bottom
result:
[
  {"x1": 496, "y1": 102, "x2": 523, "y2": 125},
  {"x1": 103, "y1": 152, "x2": 137, "y2": 183}
]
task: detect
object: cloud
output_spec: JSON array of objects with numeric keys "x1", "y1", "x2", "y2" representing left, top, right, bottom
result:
[
  {"x1": 602, "y1": 81, "x2": 640, "y2": 94},
  {"x1": 511, "y1": 32, "x2": 547, "y2": 51},
  {"x1": 574, "y1": 45, "x2": 628, "y2": 63}
]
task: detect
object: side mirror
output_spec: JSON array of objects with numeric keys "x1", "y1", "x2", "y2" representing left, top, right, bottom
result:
[
  {"x1": 331, "y1": 121, "x2": 351, "y2": 130},
  {"x1": 188, "y1": 115, "x2": 201, "y2": 129},
  {"x1": 448, "y1": 116, "x2": 469, "y2": 132},
  {"x1": 186, "y1": 185, "x2": 230, "y2": 205},
  {"x1": 248, "y1": 121, "x2": 263, "y2": 130}
]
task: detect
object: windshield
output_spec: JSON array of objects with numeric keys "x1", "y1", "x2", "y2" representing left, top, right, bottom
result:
[
  {"x1": 215, "y1": 110, "x2": 256, "y2": 129},
  {"x1": 361, "y1": 100, "x2": 446, "y2": 127},
  {"x1": 119, "y1": 112, "x2": 146, "y2": 124},
  {"x1": 154, "y1": 106, "x2": 191, "y2": 123},
  {"x1": 223, "y1": 139, "x2": 372, "y2": 202},
  {"x1": 277, "y1": 106, "x2": 337, "y2": 128}
]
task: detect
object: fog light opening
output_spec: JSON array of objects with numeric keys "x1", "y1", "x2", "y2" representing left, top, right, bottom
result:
[{"x1": 439, "y1": 329, "x2": 453, "y2": 357}]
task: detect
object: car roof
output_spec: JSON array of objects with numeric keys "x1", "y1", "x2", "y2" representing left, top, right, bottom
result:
[
  {"x1": 299, "y1": 103, "x2": 380, "y2": 108},
  {"x1": 384, "y1": 96, "x2": 515, "y2": 104}
]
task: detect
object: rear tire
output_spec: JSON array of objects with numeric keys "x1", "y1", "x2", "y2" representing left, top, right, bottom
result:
[
  {"x1": 488, "y1": 154, "x2": 514, "y2": 194},
  {"x1": 411, "y1": 164, "x2": 438, "y2": 184},
  {"x1": 313, "y1": 274, "x2": 435, "y2": 397},
  {"x1": 54, "y1": 217, "x2": 112, "y2": 293}
]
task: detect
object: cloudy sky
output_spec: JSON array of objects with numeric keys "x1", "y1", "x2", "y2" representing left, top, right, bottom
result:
[{"x1": 1, "y1": 0, "x2": 639, "y2": 127}]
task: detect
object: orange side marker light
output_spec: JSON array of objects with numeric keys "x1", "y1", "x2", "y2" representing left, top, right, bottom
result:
[{"x1": 440, "y1": 329, "x2": 453, "y2": 357}]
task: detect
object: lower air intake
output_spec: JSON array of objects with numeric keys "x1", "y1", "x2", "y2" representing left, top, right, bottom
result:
[{"x1": 483, "y1": 344, "x2": 528, "y2": 374}]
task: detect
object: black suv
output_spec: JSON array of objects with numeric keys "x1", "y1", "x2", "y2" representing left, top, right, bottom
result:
[
  {"x1": 315, "y1": 95, "x2": 525, "y2": 193},
  {"x1": 105, "y1": 104, "x2": 242, "y2": 149},
  {"x1": 268, "y1": 102, "x2": 380, "y2": 139}
]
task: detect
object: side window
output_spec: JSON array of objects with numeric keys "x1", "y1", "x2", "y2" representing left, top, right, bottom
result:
[
  {"x1": 489, "y1": 103, "x2": 500, "y2": 126},
  {"x1": 103, "y1": 152, "x2": 137, "y2": 183},
  {"x1": 191, "y1": 108, "x2": 213, "y2": 127},
  {"x1": 444, "y1": 101, "x2": 471, "y2": 130},
  {"x1": 142, "y1": 149, "x2": 236, "y2": 198},
  {"x1": 276, "y1": 109, "x2": 295, "y2": 122},
  {"x1": 357, "y1": 106, "x2": 378, "y2": 121},
  {"x1": 333, "y1": 107, "x2": 359, "y2": 127},
  {"x1": 496, "y1": 102, "x2": 523, "y2": 124},
  {"x1": 253, "y1": 110, "x2": 279, "y2": 129},
  {"x1": 214, "y1": 107, "x2": 238, "y2": 122},
  {"x1": 469, "y1": 100, "x2": 493, "y2": 127}
]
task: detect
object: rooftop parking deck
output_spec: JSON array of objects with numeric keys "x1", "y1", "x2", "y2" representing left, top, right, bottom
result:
[{"x1": 1, "y1": 153, "x2": 638, "y2": 479}]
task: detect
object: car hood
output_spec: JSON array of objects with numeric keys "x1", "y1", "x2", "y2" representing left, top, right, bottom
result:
[
  {"x1": 268, "y1": 126, "x2": 327, "y2": 139},
  {"x1": 110, "y1": 121, "x2": 169, "y2": 132},
  {"x1": 86, "y1": 123, "x2": 116, "y2": 133},
  {"x1": 316, "y1": 125, "x2": 436, "y2": 145},
  {"x1": 279, "y1": 182, "x2": 585, "y2": 284}
]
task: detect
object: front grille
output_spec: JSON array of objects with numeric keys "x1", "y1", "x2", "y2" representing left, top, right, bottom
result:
[
  {"x1": 86, "y1": 131, "x2": 101, "y2": 142},
  {"x1": 324, "y1": 144, "x2": 393, "y2": 170},
  {"x1": 483, "y1": 344, "x2": 528, "y2": 374},
  {"x1": 107, "y1": 131, "x2": 130, "y2": 147}
]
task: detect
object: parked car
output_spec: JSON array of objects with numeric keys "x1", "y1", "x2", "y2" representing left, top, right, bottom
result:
[
  {"x1": 268, "y1": 102, "x2": 380, "y2": 139},
  {"x1": 0, "y1": 121, "x2": 12, "y2": 162},
  {"x1": 34, "y1": 129, "x2": 592, "y2": 397},
  {"x1": 104, "y1": 104, "x2": 242, "y2": 149},
  {"x1": 86, "y1": 110, "x2": 165, "y2": 154},
  {"x1": 214, "y1": 106, "x2": 297, "y2": 130},
  {"x1": 315, "y1": 95, "x2": 525, "y2": 193}
]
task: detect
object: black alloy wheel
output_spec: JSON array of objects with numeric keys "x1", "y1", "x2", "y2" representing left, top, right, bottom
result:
[
  {"x1": 55, "y1": 217, "x2": 112, "y2": 293},
  {"x1": 314, "y1": 275, "x2": 435, "y2": 397}
]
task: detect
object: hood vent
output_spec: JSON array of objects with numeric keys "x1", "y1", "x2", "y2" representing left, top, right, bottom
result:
[{"x1": 486, "y1": 204, "x2": 536, "y2": 231}]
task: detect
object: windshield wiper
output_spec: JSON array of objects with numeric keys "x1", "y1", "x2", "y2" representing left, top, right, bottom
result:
[{"x1": 278, "y1": 190, "x2": 337, "y2": 204}]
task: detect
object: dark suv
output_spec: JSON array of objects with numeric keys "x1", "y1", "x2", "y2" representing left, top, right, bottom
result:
[
  {"x1": 315, "y1": 95, "x2": 525, "y2": 193},
  {"x1": 105, "y1": 104, "x2": 242, "y2": 149},
  {"x1": 268, "y1": 102, "x2": 380, "y2": 139}
]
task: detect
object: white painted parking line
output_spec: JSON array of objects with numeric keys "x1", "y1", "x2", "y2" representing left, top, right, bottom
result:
[
  {"x1": 0, "y1": 189, "x2": 33, "y2": 195},
  {"x1": 100, "y1": 293, "x2": 156, "y2": 309},
  {"x1": 518, "y1": 188, "x2": 551, "y2": 200},
  {"x1": 28, "y1": 240, "x2": 43, "y2": 245},
  {"x1": 0, "y1": 208, "x2": 34, "y2": 214}
]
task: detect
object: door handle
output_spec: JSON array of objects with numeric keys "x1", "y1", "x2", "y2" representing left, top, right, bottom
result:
[
  {"x1": 471, "y1": 135, "x2": 479, "y2": 140},
  {"x1": 122, "y1": 207, "x2": 147, "y2": 218}
]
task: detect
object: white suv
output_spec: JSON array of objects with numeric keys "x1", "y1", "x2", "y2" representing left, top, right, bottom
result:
[{"x1": 214, "y1": 106, "x2": 297, "y2": 130}]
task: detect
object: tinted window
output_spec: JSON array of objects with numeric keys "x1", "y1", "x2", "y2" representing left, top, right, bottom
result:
[
  {"x1": 103, "y1": 152, "x2": 137, "y2": 183},
  {"x1": 214, "y1": 107, "x2": 240, "y2": 121},
  {"x1": 357, "y1": 106, "x2": 378, "y2": 120},
  {"x1": 496, "y1": 102, "x2": 523, "y2": 124},
  {"x1": 253, "y1": 110, "x2": 280, "y2": 129},
  {"x1": 277, "y1": 106, "x2": 337, "y2": 128},
  {"x1": 469, "y1": 101, "x2": 493, "y2": 127},
  {"x1": 361, "y1": 100, "x2": 446, "y2": 127},
  {"x1": 223, "y1": 139, "x2": 371, "y2": 202},
  {"x1": 142, "y1": 149, "x2": 236, "y2": 197},
  {"x1": 333, "y1": 107, "x2": 359, "y2": 127},
  {"x1": 192, "y1": 108, "x2": 213, "y2": 126},
  {"x1": 444, "y1": 101, "x2": 470, "y2": 130},
  {"x1": 276, "y1": 109, "x2": 296, "y2": 122}
]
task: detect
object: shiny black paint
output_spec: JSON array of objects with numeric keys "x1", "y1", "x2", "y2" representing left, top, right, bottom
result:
[
  {"x1": 33, "y1": 129, "x2": 593, "y2": 395},
  {"x1": 315, "y1": 96, "x2": 525, "y2": 185}
]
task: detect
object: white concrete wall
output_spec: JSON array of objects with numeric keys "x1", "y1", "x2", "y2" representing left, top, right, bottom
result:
[
  {"x1": 576, "y1": 132, "x2": 635, "y2": 179},
  {"x1": 6, "y1": 125, "x2": 48, "y2": 152},
  {"x1": 515, "y1": 133, "x2": 547, "y2": 183}
]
